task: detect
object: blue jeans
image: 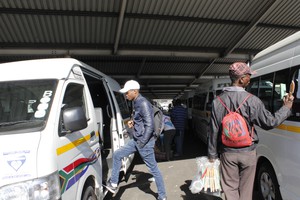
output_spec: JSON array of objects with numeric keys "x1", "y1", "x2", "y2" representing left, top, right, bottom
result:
[{"x1": 110, "y1": 139, "x2": 166, "y2": 199}]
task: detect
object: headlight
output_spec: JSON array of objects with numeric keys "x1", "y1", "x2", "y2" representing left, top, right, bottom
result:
[{"x1": 0, "y1": 172, "x2": 60, "y2": 200}]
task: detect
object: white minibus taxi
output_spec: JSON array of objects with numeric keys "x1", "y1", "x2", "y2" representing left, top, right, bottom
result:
[
  {"x1": 191, "y1": 78, "x2": 231, "y2": 143},
  {"x1": 249, "y1": 31, "x2": 300, "y2": 200},
  {"x1": 0, "y1": 58, "x2": 134, "y2": 200}
]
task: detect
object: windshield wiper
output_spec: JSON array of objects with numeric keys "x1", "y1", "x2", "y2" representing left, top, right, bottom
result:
[{"x1": 0, "y1": 120, "x2": 30, "y2": 127}]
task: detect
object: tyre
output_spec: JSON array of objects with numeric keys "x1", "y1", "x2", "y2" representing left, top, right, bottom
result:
[
  {"x1": 256, "y1": 162, "x2": 282, "y2": 200},
  {"x1": 82, "y1": 185, "x2": 97, "y2": 200}
]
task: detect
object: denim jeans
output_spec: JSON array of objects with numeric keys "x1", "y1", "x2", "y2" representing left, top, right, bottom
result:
[{"x1": 110, "y1": 139, "x2": 166, "y2": 199}]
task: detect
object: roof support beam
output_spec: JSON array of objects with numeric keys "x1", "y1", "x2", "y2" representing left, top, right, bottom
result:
[
  {"x1": 111, "y1": 75, "x2": 196, "y2": 79},
  {"x1": 145, "y1": 84, "x2": 198, "y2": 88},
  {"x1": 222, "y1": 0, "x2": 281, "y2": 57},
  {"x1": 113, "y1": 0, "x2": 127, "y2": 54},
  {"x1": 136, "y1": 58, "x2": 146, "y2": 78},
  {"x1": 174, "y1": 1, "x2": 283, "y2": 99},
  {"x1": 175, "y1": 59, "x2": 216, "y2": 98},
  {"x1": 0, "y1": 49, "x2": 220, "y2": 58}
]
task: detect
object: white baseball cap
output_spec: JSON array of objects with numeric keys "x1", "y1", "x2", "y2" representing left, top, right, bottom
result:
[{"x1": 119, "y1": 80, "x2": 140, "y2": 93}]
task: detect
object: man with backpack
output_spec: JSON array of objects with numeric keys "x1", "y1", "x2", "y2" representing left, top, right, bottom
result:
[
  {"x1": 104, "y1": 80, "x2": 167, "y2": 200},
  {"x1": 207, "y1": 62, "x2": 294, "y2": 200}
]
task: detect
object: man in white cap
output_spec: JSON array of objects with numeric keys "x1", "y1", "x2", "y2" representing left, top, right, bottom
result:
[{"x1": 105, "y1": 80, "x2": 167, "y2": 200}]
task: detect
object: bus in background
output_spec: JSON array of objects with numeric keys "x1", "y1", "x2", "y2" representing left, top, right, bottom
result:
[
  {"x1": 248, "y1": 31, "x2": 300, "y2": 200},
  {"x1": 191, "y1": 78, "x2": 231, "y2": 143}
]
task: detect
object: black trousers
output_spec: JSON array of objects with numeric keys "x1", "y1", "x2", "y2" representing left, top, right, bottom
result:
[{"x1": 162, "y1": 129, "x2": 176, "y2": 160}]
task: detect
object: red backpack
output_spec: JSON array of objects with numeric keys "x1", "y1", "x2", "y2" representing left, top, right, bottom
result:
[{"x1": 217, "y1": 94, "x2": 253, "y2": 148}]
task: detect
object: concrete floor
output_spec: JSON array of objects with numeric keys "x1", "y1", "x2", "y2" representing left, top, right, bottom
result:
[{"x1": 104, "y1": 133, "x2": 223, "y2": 200}]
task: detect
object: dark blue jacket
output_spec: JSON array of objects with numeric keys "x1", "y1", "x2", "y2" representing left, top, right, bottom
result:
[{"x1": 133, "y1": 94, "x2": 154, "y2": 147}]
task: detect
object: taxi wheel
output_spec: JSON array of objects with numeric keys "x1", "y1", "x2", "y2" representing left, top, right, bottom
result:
[
  {"x1": 256, "y1": 162, "x2": 282, "y2": 200},
  {"x1": 82, "y1": 185, "x2": 97, "y2": 200}
]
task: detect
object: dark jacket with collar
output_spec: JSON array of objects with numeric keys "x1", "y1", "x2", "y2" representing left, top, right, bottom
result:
[
  {"x1": 208, "y1": 86, "x2": 292, "y2": 159},
  {"x1": 132, "y1": 94, "x2": 155, "y2": 147}
]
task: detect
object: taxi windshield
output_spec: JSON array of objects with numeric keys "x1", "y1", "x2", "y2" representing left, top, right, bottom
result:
[{"x1": 0, "y1": 80, "x2": 57, "y2": 133}]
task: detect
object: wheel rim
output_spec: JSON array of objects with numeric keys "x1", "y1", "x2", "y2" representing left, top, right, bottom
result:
[{"x1": 260, "y1": 172, "x2": 276, "y2": 200}]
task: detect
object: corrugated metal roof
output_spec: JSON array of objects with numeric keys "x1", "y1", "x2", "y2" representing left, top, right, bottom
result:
[{"x1": 1, "y1": 0, "x2": 300, "y2": 99}]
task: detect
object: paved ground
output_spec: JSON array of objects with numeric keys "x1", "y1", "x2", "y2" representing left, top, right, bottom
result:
[{"x1": 104, "y1": 133, "x2": 223, "y2": 200}]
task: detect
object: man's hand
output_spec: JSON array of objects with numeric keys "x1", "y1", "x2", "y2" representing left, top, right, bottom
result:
[
  {"x1": 283, "y1": 93, "x2": 294, "y2": 109},
  {"x1": 127, "y1": 120, "x2": 134, "y2": 128}
]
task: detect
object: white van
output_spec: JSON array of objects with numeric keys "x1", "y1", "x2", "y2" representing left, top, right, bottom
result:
[
  {"x1": 248, "y1": 31, "x2": 300, "y2": 200},
  {"x1": 0, "y1": 58, "x2": 134, "y2": 200},
  {"x1": 191, "y1": 78, "x2": 231, "y2": 143}
]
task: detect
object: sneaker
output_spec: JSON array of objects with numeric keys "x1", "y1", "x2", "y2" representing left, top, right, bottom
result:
[
  {"x1": 103, "y1": 181, "x2": 118, "y2": 194},
  {"x1": 148, "y1": 177, "x2": 155, "y2": 182}
]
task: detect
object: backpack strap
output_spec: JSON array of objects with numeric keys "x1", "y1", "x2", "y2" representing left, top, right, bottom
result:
[
  {"x1": 218, "y1": 93, "x2": 254, "y2": 138},
  {"x1": 235, "y1": 94, "x2": 252, "y2": 112},
  {"x1": 217, "y1": 93, "x2": 252, "y2": 113},
  {"x1": 217, "y1": 96, "x2": 231, "y2": 113}
]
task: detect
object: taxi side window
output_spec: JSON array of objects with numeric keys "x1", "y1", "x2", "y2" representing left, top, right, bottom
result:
[{"x1": 59, "y1": 83, "x2": 86, "y2": 134}]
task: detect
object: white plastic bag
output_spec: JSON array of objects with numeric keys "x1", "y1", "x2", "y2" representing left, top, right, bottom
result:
[{"x1": 189, "y1": 156, "x2": 222, "y2": 197}]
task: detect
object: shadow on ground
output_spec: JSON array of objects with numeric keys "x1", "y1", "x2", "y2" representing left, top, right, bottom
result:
[
  {"x1": 105, "y1": 170, "x2": 158, "y2": 200},
  {"x1": 104, "y1": 132, "x2": 223, "y2": 200}
]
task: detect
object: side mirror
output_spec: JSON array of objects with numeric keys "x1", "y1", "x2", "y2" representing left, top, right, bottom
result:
[{"x1": 63, "y1": 106, "x2": 87, "y2": 133}]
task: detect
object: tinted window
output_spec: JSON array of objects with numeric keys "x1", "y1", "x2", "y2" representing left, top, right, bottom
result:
[
  {"x1": 62, "y1": 83, "x2": 86, "y2": 114},
  {"x1": 248, "y1": 67, "x2": 300, "y2": 122},
  {"x1": 206, "y1": 92, "x2": 214, "y2": 111},
  {"x1": 273, "y1": 69, "x2": 289, "y2": 113},
  {"x1": 114, "y1": 92, "x2": 130, "y2": 119},
  {"x1": 248, "y1": 77, "x2": 259, "y2": 96},
  {"x1": 260, "y1": 74, "x2": 274, "y2": 112},
  {"x1": 193, "y1": 93, "x2": 207, "y2": 110}
]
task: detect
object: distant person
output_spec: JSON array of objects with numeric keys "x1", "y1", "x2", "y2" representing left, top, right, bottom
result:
[
  {"x1": 168, "y1": 103, "x2": 173, "y2": 113},
  {"x1": 171, "y1": 99, "x2": 187, "y2": 156},
  {"x1": 208, "y1": 62, "x2": 294, "y2": 200},
  {"x1": 105, "y1": 80, "x2": 167, "y2": 200},
  {"x1": 161, "y1": 114, "x2": 176, "y2": 161}
]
